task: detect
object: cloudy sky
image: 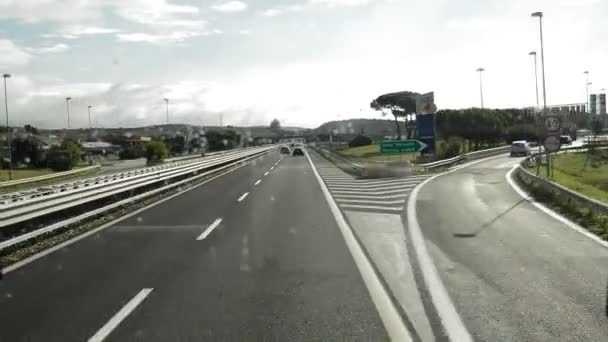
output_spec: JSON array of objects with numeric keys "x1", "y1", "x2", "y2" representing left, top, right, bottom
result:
[{"x1": 0, "y1": 0, "x2": 606, "y2": 129}]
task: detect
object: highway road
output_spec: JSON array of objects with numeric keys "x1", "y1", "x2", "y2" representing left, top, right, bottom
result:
[
  {"x1": 4, "y1": 147, "x2": 608, "y2": 342},
  {"x1": 416, "y1": 154, "x2": 608, "y2": 341},
  {"x1": 0, "y1": 150, "x2": 387, "y2": 341}
]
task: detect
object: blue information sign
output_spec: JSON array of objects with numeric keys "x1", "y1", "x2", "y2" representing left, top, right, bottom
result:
[{"x1": 415, "y1": 113, "x2": 436, "y2": 154}]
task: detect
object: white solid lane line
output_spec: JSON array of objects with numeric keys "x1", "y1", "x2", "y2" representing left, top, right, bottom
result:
[
  {"x1": 334, "y1": 193, "x2": 408, "y2": 200},
  {"x1": 88, "y1": 288, "x2": 154, "y2": 342},
  {"x1": 264, "y1": 171, "x2": 269, "y2": 176},
  {"x1": 332, "y1": 189, "x2": 412, "y2": 196},
  {"x1": 326, "y1": 180, "x2": 423, "y2": 187},
  {"x1": 196, "y1": 218, "x2": 223, "y2": 241},
  {"x1": 340, "y1": 204, "x2": 404, "y2": 211},
  {"x1": 254, "y1": 180, "x2": 261, "y2": 186},
  {"x1": 337, "y1": 199, "x2": 406, "y2": 205},
  {"x1": 328, "y1": 184, "x2": 415, "y2": 192},
  {"x1": 237, "y1": 192, "x2": 249, "y2": 202}
]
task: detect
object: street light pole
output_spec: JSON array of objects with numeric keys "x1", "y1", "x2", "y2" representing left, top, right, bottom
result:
[
  {"x1": 584, "y1": 71, "x2": 590, "y2": 113},
  {"x1": 163, "y1": 98, "x2": 169, "y2": 124},
  {"x1": 476, "y1": 67, "x2": 485, "y2": 109},
  {"x1": 532, "y1": 11, "x2": 549, "y2": 176},
  {"x1": 531, "y1": 12, "x2": 547, "y2": 112},
  {"x1": 3, "y1": 74, "x2": 13, "y2": 180},
  {"x1": 65, "y1": 97, "x2": 72, "y2": 129},
  {"x1": 88, "y1": 105, "x2": 92, "y2": 129},
  {"x1": 529, "y1": 52, "x2": 540, "y2": 108}
]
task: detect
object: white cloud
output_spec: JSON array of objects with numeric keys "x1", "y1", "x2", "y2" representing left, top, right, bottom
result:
[
  {"x1": 0, "y1": 0, "x2": 203, "y2": 27},
  {"x1": 560, "y1": 0, "x2": 600, "y2": 6},
  {"x1": 238, "y1": 29, "x2": 251, "y2": 35},
  {"x1": 0, "y1": 40, "x2": 32, "y2": 68},
  {"x1": 0, "y1": 0, "x2": 103, "y2": 23},
  {"x1": 58, "y1": 25, "x2": 121, "y2": 36},
  {"x1": 309, "y1": 0, "x2": 372, "y2": 7},
  {"x1": 25, "y1": 43, "x2": 70, "y2": 54},
  {"x1": 116, "y1": 31, "x2": 203, "y2": 44},
  {"x1": 26, "y1": 82, "x2": 112, "y2": 98},
  {"x1": 262, "y1": 9, "x2": 282, "y2": 17},
  {"x1": 211, "y1": 1, "x2": 248, "y2": 13},
  {"x1": 116, "y1": 0, "x2": 201, "y2": 26}
]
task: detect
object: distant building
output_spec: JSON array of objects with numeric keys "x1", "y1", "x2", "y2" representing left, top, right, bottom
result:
[{"x1": 590, "y1": 94, "x2": 597, "y2": 114}]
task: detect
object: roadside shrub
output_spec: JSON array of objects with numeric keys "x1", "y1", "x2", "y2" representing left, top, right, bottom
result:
[
  {"x1": 145, "y1": 141, "x2": 168, "y2": 163},
  {"x1": 349, "y1": 135, "x2": 373, "y2": 148},
  {"x1": 58, "y1": 139, "x2": 81, "y2": 166},
  {"x1": 47, "y1": 151, "x2": 73, "y2": 171},
  {"x1": 119, "y1": 144, "x2": 146, "y2": 160},
  {"x1": 444, "y1": 137, "x2": 462, "y2": 158}
]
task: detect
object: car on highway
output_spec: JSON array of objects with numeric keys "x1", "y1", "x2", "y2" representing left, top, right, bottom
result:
[
  {"x1": 560, "y1": 135, "x2": 573, "y2": 145},
  {"x1": 510, "y1": 140, "x2": 531, "y2": 157},
  {"x1": 292, "y1": 146, "x2": 305, "y2": 156},
  {"x1": 280, "y1": 146, "x2": 291, "y2": 154}
]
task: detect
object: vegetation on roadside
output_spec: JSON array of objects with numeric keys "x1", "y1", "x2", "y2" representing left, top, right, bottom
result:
[
  {"x1": 145, "y1": 141, "x2": 169, "y2": 163},
  {"x1": 348, "y1": 135, "x2": 373, "y2": 148},
  {"x1": 46, "y1": 139, "x2": 82, "y2": 171},
  {"x1": 0, "y1": 169, "x2": 54, "y2": 182},
  {"x1": 536, "y1": 150, "x2": 608, "y2": 204},
  {"x1": 516, "y1": 173, "x2": 608, "y2": 241}
]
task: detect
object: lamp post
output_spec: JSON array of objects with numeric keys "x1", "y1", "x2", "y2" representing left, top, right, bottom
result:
[
  {"x1": 66, "y1": 97, "x2": 72, "y2": 129},
  {"x1": 3, "y1": 74, "x2": 13, "y2": 180},
  {"x1": 584, "y1": 71, "x2": 590, "y2": 113},
  {"x1": 532, "y1": 11, "x2": 549, "y2": 176},
  {"x1": 529, "y1": 52, "x2": 540, "y2": 108},
  {"x1": 531, "y1": 12, "x2": 547, "y2": 112},
  {"x1": 88, "y1": 105, "x2": 92, "y2": 129},
  {"x1": 476, "y1": 67, "x2": 485, "y2": 109},
  {"x1": 163, "y1": 98, "x2": 169, "y2": 124}
]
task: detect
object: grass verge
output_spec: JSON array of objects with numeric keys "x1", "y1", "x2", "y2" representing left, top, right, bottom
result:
[{"x1": 0, "y1": 169, "x2": 55, "y2": 181}]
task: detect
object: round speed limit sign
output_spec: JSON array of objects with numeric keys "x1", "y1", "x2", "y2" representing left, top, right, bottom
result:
[{"x1": 544, "y1": 116, "x2": 560, "y2": 131}]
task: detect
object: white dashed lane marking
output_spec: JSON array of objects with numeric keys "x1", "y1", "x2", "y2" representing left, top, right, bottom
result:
[
  {"x1": 196, "y1": 218, "x2": 223, "y2": 241},
  {"x1": 88, "y1": 288, "x2": 154, "y2": 342},
  {"x1": 237, "y1": 192, "x2": 249, "y2": 202}
]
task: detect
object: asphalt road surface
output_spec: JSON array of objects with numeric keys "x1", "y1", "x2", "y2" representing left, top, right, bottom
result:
[
  {"x1": 0, "y1": 150, "x2": 387, "y2": 341},
  {"x1": 417, "y1": 154, "x2": 608, "y2": 341}
]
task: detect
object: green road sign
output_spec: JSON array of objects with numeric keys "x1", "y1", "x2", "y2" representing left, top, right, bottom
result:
[{"x1": 380, "y1": 140, "x2": 428, "y2": 154}]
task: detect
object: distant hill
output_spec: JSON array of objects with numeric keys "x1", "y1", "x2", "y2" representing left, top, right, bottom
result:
[
  {"x1": 314, "y1": 119, "x2": 398, "y2": 139},
  {"x1": 35, "y1": 124, "x2": 309, "y2": 139}
]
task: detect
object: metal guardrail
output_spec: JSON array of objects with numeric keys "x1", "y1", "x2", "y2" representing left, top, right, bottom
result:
[
  {"x1": 0, "y1": 148, "x2": 251, "y2": 191},
  {"x1": 0, "y1": 146, "x2": 276, "y2": 228},
  {"x1": 0, "y1": 146, "x2": 276, "y2": 251},
  {"x1": 419, "y1": 155, "x2": 464, "y2": 169},
  {"x1": 0, "y1": 165, "x2": 101, "y2": 189},
  {"x1": 420, "y1": 145, "x2": 511, "y2": 170},
  {"x1": 0, "y1": 149, "x2": 252, "y2": 206},
  {"x1": 314, "y1": 144, "x2": 511, "y2": 172},
  {"x1": 515, "y1": 164, "x2": 608, "y2": 217}
]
